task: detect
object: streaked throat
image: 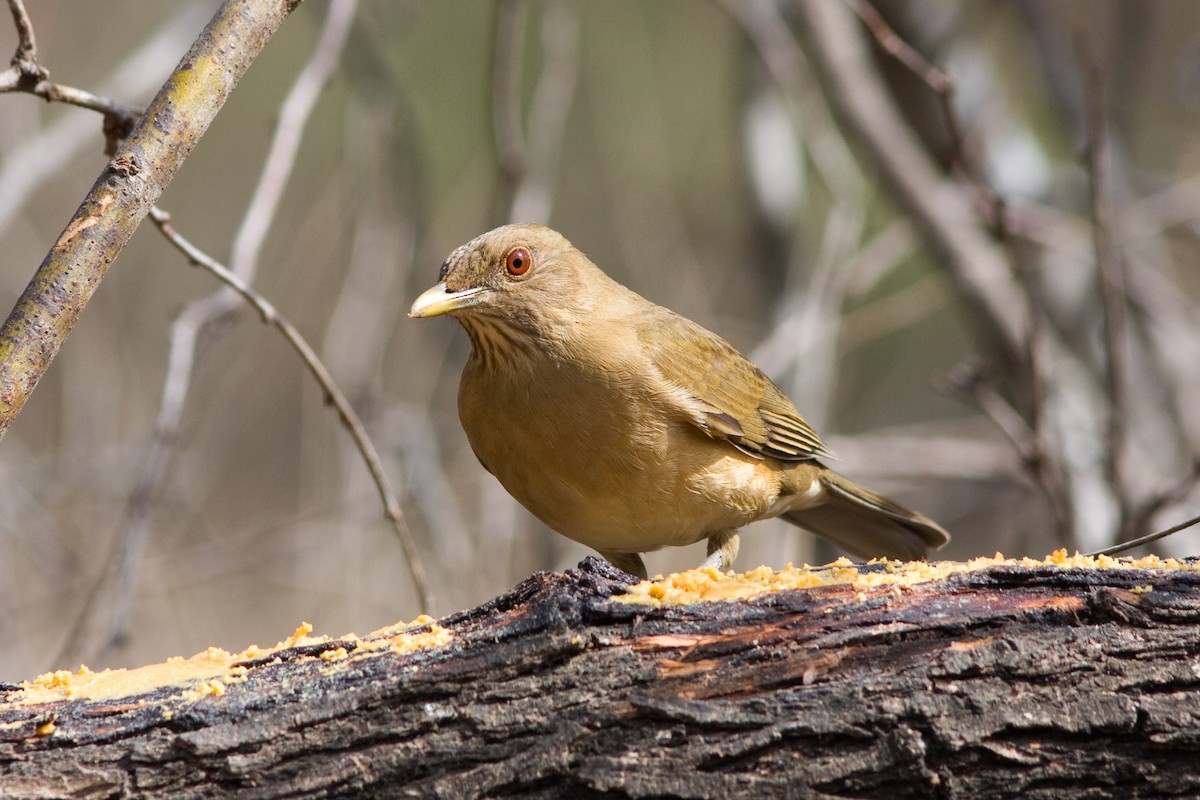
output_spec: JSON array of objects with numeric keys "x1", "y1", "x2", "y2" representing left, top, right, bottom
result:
[{"x1": 459, "y1": 313, "x2": 540, "y2": 372}]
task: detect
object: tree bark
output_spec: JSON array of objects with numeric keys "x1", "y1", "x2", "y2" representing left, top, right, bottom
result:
[{"x1": 3, "y1": 556, "x2": 1200, "y2": 798}]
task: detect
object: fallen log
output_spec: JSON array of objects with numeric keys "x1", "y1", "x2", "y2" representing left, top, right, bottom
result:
[{"x1": 3, "y1": 553, "x2": 1200, "y2": 798}]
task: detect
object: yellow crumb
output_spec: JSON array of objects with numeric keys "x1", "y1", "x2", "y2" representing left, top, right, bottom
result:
[
  {"x1": 615, "y1": 549, "x2": 1185, "y2": 606},
  {"x1": 319, "y1": 619, "x2": 451, "y2": 677},
  {"x1": 390, "y1": 623, "x2": 452, "y2": 655},
  {"x1": 182, "y1": 679, "x2": 229, "y2": 702},
  {"x1": 6, "y1": 615, "x2": 452, "y2": 708}
]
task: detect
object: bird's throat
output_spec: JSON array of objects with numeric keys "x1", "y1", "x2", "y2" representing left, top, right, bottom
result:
[{"x1": 459, "y1": 314, "x2": 541, "y2": 373}]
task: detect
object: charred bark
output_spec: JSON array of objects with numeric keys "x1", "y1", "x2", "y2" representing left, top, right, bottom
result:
[{"x1": 3, "y1": 557, "x2": 1200, "y2": 798}]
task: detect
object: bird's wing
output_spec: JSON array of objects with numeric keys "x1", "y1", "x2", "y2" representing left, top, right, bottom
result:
[{"x1": 637, "y1": 311, "x2": 832, "y2": 461}]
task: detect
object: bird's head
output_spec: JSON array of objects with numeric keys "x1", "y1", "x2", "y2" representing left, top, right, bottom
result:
[{"x1": 410, "y1": 224, "x2": 608, "y2": 359}]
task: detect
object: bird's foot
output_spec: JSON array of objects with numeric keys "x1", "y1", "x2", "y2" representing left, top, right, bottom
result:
[
  {"x1": 701, "y1": 529, "x2": 740, "y2": 572},
  {"x1": 598, "y1": 549, "x2": 648, "y2": 580}
]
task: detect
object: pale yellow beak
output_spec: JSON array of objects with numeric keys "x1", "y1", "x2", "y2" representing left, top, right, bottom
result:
[{"x1": 409, "y1": 282, "x2": 490, "y2": 318}]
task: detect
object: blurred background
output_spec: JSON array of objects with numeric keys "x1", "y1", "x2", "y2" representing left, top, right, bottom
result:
[{"x1": 1, "y1": 0, "x2": 1198, "y2": 680}]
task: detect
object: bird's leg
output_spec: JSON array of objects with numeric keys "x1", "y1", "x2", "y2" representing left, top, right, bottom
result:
[
  {"x1": 597, "y1": 550, "x2": 648, "y2": 580},
  {"x1": 700, "y1": 529, "x2": 740, "y2": 572}
]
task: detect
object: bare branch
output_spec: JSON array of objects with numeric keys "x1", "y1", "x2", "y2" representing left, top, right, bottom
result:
[
  {"x1": 231, "y1": 0, "x2": 358, "y2": 280},
  {"x1": 1, "y1": 1, "x2": 148, "y2": 152},
  {"x1": 795, "y1": 0, "x2": 1030, "y2": 369},
  {"x1": 147, "y1": 207, "x2": 429, "y2": 607},
  {"x1": 847, "y1": 0, "x2": 951, "y2": 93},
  {"x1": 721, "y1": 0, "x2": 865, "y2": 200},
  {"x1": 0, "y1": 0, "x2": 301, "y2": 441},
  {"x1": 6, "y1": 0, "x2": 38, "y2": 69},
  {"x1": 1087, "y1": 512, "x2": 1200, "y2": 558},
  {"x1": 839, "y1": 270, "x2": 946, "y2": 353},
  {"x1": 1, "y1": 1, "x2": 144, "y2": 151},
  {"x1": 847, "y1": 0, "x2": 1006, "y2": 236},
  {"x1": 0, "y1": 70, "x2": 141, "y2": 132},
  {"x1": 1129, "y1": 466, "x2": 1200, "y2": 545},
  {"x1": 104, "y1": 0, "x2": 368, "y2": 651},
  {"x1": 721, "y1": 0, "x2": 871, "y2": 433},
  {"x1": 840, "y1": 40, "x2": 1064, "y2": 538},
  {"x1": 0, "y1": 11, "x2": 202, "y2": 237}
]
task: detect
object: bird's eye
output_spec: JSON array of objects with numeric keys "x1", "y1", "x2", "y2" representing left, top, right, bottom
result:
[{"x1": 505, "y1": 246, "x2": 532, "y2": 277}]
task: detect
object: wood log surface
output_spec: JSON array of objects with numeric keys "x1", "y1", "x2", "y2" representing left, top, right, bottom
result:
[{"x1": 3, "y1": 554, "x2": 1200, "y2": 798}]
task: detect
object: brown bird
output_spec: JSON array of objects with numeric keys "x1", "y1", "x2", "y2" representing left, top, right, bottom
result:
[{"x1": 410, "y1": 224, "x2": 949, "y2": 579}]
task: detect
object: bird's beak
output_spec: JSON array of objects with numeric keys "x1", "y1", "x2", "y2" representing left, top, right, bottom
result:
[{"x1": 409, "y1": 282, "x2": 490, "y2": 318}]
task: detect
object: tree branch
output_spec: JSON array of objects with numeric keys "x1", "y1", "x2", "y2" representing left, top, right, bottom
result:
[
  {"x1": 0, "y1": 11, "x2": 202, "y2": 236},
  {"x1": 5, "y1": 0, "x2": 38, "y2": 71},
  {"x1": 98, "y1": 0, "x2": 360, "y2": 657},
  {"x1": 146, "y1": 206, "x2": 429, "y2": 612},
  {"x1": 6, "y1": 557, "x2": 1200, "y2": 796},
  {"x1": 795, "y1": 0, "x2": 1030, "y2": 368},
  {"x1": 0, "y1": 0, "x2": 301, "y2": 440}
]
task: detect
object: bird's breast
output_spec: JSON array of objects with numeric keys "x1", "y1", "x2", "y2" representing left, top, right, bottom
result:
[{"x1": 457, "y1": 353, "x2": 790, "y2": 553}]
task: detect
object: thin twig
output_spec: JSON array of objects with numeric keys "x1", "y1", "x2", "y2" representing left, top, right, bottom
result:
[
  {"x1": 6, "y1": 0, "x2": 37, "y2": 67},
  {"x1": 0, "y1": 11, "x2": 200, "y2": 238},
  {"x1": 847, "y1": 0, "x2": 950, "y2": 92},
  {"x1": 1003, "y1": 228, "x2": 1065, "y2": 540},
  {"x1": 1123, "y1": 267, "x2": 1200, "y2": 461},
  {"x1": 1127, "y1": 465, "x2": 1200, "y2": 546},
  {"x1": 721, "y1": 0, "x2": 866, "y2": 202},
  {"x1": 8, "y1": 0, "x2": 298, "y2": 671},
  {"x1": 721, "y1": 0, "x2": 870, "y2": 435},
  {"x1": 1079, "y1": 35, "x2": 1133, "y2": 543},
  {"x1": 1, "y1": 0, "x2": 142, "y2": 150},
  {"x1": 148, "y1": 207, "x2": 430, "y2": 606},
  {"x1": 3, "y1": 0, "x2": 141, "y2": 144},
  {"x1": 847, "y1": 0, "x2": 1085, "y2": 546},
  {"x1": 797, "y1": 0, "x2": 1029, "y2": 366},
  {"x1": 847, "y1": 0, "x2": 1008, "y2": 233},
  {"x1": 1086, "y1": 513, "x2": 1200, "y2": 558},
  {"x1": 0, "y1": 67, "x2": 144, "y2": 152},
  {"x1": 839, "y1": 270, "x2": 947, "y2": 353},
  {"x1": 0, "y1": 0, "x2": 305, "y2": 665},
  {"x1": 103, "y1": 0, "x2": 373, "y2": 651},
  {"x1": 0, "y1": 71, "x2": 141, "y2": 121},
  {"x1": 231, "y1": 1, "x2": 358, "y2": 280},
  {"x1": 938, "y1": 363, "x2": 1037, "y2": 464},
  {"x1": 0, "y1": 0, "x2": 300, "y2": 438}
]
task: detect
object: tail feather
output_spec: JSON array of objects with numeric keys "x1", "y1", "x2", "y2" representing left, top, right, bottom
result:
[{"x1": 782, "y1": 470, "x2": 950, "y2": 561}]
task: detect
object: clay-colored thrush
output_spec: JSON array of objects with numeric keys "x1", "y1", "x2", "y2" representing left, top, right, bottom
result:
[{"x1": 411, "y1": 224, "x2": 949, "y2": 578}]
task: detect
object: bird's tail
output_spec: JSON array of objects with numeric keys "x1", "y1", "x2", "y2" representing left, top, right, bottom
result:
[{"x1": 782, "y1": 470, "x2": 950, "y2": 561}]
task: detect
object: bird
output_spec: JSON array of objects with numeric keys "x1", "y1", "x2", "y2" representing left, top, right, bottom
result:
[{"x1": 410, "y1": 223, "x2": 949, "y2": 579}]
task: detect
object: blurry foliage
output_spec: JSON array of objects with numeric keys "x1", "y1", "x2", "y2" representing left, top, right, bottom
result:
[{"x1": 0, "y1": 0, "x2": 1198, "y2": 680}]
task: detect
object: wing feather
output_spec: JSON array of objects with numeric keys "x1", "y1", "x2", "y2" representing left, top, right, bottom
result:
[{"x1": 637, "y1": 311, "x2": 833, "y2": 461}]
